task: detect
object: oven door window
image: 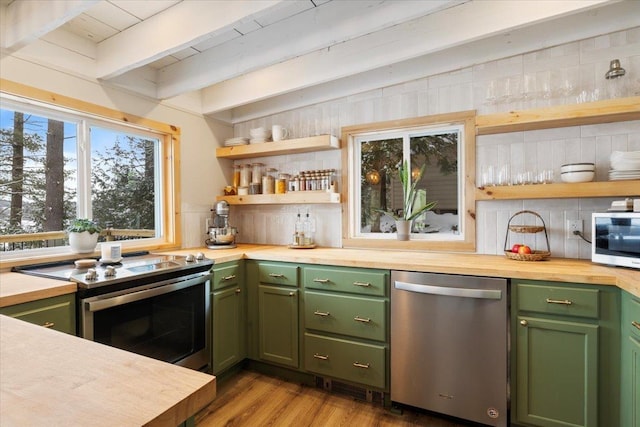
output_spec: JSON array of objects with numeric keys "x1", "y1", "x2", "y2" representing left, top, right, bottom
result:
[{"x1": 93, "y1": 283, "x2": 205, "y2": 364}]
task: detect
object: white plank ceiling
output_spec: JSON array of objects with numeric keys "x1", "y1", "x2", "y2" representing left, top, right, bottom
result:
[{"x1": 1, "y1": 0, "x2": 638, "y2": 123}]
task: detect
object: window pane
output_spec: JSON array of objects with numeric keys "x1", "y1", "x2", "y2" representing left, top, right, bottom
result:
[
  {"x1": 359, "y1": 137, "x2": 402, "y2": 233},
  {"x1": 90, "y1": 126, "x2": 159, "y2": 241},
  {"x1": 0, "y1": 107, "x2": 77, "y2": 249}
]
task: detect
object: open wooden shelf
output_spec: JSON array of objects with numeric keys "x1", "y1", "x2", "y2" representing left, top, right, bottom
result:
[
  {"x1": 475, "y1": 180, "x2": 640, "y2": 201},
  {"x1": 476, "y1": 96, "x2": 640, "y2": 135},
  {"x1": 216, "y1": 134, "x2": 340, "y2": 160},
  {"x1": 216, "y1": 191, "x2": 340, "y2": 205}
]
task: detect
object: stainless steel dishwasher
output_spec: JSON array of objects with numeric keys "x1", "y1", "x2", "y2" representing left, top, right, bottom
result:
[{"x1": 391, "y1": 271, "x2": 508, "y2": 427}]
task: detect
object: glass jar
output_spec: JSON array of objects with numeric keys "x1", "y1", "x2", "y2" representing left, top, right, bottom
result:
[
  {"x1": 232, "y1": 164, "x2": 241, "y2": 189},
  {"x1": 262, "y1": 168, "x2": 276, "y2": 194},
  {"x1": 239, "y1": 164, "x2": 251, "y2": 187},
  {"x1": 251, "y1": 162, "x2": 264, "y2": 184},
  {"x1": 276, "y1": 173, "x2": 290, "y2": 194}
]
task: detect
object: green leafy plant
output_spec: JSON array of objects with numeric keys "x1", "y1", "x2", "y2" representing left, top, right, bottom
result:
[
  {"x1": 67, "y1": 218, "x2": 102, "y2": 234},
  {"x1": 379, "y1": 160, "x2": 437, "y2": 221}
]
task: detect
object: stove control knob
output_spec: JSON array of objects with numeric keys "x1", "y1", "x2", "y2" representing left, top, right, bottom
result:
[
  {"x1": 185, "y1": 254, "x2": 196, "y2": 262},
  {"x1": 85, "y1": 268, "x2": 97, "y2": 281},
  {"x1": 195, "y1": 252, "x2": 205, "y2": 261},
  {"x1": 104, "y1": 266, "x2": 117, "y2": 277}
]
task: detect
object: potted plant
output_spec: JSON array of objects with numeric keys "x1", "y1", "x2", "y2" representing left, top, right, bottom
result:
[
  {"x1": 379, "y1": 160, "x2": 437, "y2": 240},
  {"x1": 67, "y1": 218, "x2": 102, "y2": 253}
]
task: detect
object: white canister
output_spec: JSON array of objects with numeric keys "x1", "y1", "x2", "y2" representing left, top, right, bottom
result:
[{"x1": 101, "y1": 242, "x2": 121, "y2": 261}]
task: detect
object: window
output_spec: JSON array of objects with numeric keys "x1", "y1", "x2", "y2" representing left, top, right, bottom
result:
[
  {"x1": 342, "y1": 111, "x2": 476, "y2": 251},
  {"x1": 0, "y1": 81, "x2": 180, "y2": 259}
]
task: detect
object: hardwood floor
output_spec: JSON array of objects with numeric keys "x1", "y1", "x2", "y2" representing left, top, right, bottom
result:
[{"x1": 195, "y1": 369, "x2": 475, "y2": 426}]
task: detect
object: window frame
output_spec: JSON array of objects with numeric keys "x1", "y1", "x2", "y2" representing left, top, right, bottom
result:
[
  {"x1": 0, "y1": 79, "x2": 182, "y2": 266},
  {"x1": 341, "y1": 110, "x2": 476, "y2": 252}
]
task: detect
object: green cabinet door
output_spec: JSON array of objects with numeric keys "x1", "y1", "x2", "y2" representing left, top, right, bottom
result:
[
  {"x1": 258, "y1": 284, "x2": 299, "y2": 368},
  {"x1": 515, "y1": 316, "x2": 599, "y2": 427},
  {"x1": 622, "y1": 291, "x2": 640, "y2": 427},
  {"x1": 0, "y1": 293, "x2": 76, "y2": 335},
  {"x1": 212, "y1": 284, "x2": 245, "y2": 375}
]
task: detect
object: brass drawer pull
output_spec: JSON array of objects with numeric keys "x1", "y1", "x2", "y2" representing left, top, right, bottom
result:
[
  {"x1": 289, "y1": 291, "x2": 295, "y2": 297},
  {"x1": 313, "y1": 278, "x2": 330, "y2": 283},
  {"x1": 235, "y1": 288, "x2": 241, "y2": 294},
  {"x1": 632, "y1": 321, "x2": 640, "y2": 331},
  {"x1": 353, "y1": 281, "x2": 371, "y2": 287},
  {"x1": 222, "y1": 274, "x2": 236, "y2": 281},
  {"x1": 43, "y1": 322, "x2": 55, "y2": 328},
  {"x1": 313, "y1": 353, "x2": 329, "y2": 360},
  {"x1": 314, "y1": 310, "x2": 330, "y2": 317},
  {"x1": 546, "y1": 298, "x2": 573, "y2": 305},
  {"x1": 354, "y1": 316, "x2": 371, "y2": 323},
  {"x1": 269, "y1": 273, "x2": 285, "y2": 278},
  {"x1": 353, "y1": 362, "x2": 370, "y2": 369}
]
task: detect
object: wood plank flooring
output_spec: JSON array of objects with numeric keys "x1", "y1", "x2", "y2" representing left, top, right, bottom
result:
[{"x1": 195, "y1": 369, "x2": 475, "y2": 426}]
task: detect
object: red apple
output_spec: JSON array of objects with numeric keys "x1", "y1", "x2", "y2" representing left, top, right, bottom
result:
[
  {"x1": 518, "y1": 245, "x2": 532, "y2": 255},
  {"x1": 511, "y1": 244, "x2": 522, "y2": 253}
]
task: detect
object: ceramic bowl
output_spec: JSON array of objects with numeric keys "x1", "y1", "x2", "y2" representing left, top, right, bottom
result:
[
  {"x1": 560, "y1": 170, "x2": 595, "y2": 183},
  {"x1": 560, "y1": 163, "x2": 595, "y2": 173}
]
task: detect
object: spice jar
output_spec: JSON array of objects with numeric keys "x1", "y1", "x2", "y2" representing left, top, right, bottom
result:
[{"x1": 239, "y1": 164, "x2": 251, "y2": 187}]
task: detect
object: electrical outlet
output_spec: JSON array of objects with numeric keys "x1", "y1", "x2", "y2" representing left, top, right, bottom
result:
[{"x1": 566, "y1": 219, "x2": 583, "y2": 240}]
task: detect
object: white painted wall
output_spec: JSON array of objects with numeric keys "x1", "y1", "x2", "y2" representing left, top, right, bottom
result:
[
  {"x1": 0, "y1": 54, "x2": 233, "y2": 249},
  {"x1": 232, "y1": 27, "x2": 640, "y2": 258}
]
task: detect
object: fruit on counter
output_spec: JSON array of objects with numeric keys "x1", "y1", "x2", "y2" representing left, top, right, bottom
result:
[
  {"x1": 518, "y1": 245, "x2": 532, "y2": 255},
  {"x1": 511, "y1": 244, "x2": 522, "y2": 253}
]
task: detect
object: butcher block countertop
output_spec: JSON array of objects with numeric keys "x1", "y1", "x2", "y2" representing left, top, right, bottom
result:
[
  {"x1": 0, "y1": 314, "x2": 216, "y2": 427},
  {"x1": 1, "y1": 244, "x2": 638, "y2": 306}
]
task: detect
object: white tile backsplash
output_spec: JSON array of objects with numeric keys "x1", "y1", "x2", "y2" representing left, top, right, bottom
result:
[{"x1": 231, "y1": 27, "x2": 639, "y2": 258}]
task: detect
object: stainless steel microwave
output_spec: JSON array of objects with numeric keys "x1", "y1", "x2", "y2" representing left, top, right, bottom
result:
[{"x1": 592, "y1": 212, "x2": 640, "y2": 269}]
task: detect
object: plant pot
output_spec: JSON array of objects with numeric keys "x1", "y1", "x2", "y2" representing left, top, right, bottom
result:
[
  {"x1": 69, "y1": 231, "x2": 99, "y2": 254},
  {"x1": 396, "y1": 220, "x2": 412, "y2": 241}
]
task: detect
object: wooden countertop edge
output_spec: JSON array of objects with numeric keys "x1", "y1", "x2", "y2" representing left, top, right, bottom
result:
[{"x1": 2, "y1": 246, "x2": 638, "y2": 305}]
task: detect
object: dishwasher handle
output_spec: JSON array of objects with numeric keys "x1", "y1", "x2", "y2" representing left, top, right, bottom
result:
[{"x1": 394, "y1": 280, "x2": 502, "y2": 300}]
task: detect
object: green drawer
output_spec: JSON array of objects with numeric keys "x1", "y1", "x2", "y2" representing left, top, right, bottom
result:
[
  {"x1": 258, "y1": 262, "x2": 299, "y2": 287},
  {"x1": 516, "y1": 283, "x2": 600, "y2": 319},
  {"x1": 305, "y1": 291, "x2": 386, "y2": 342},
  {"x1": 211, "y1": 262, "x2": 241, "y2": 290},
  {"x1": 303, "y1": 266, "x2": 388, "y2": 296},
  {"x1": 304, "y1": 332, "x2": 386, "y2": 389},
  {"x1": 0, "y1": 293, "x2": 76, "y2": 334},
  {"x1": 623, "y1": 292, "x2": 640, "y2": 340}
]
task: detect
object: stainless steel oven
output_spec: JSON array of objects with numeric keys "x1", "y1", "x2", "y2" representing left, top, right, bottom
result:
[{"x1": 14, "y1": 252, "x2": 213, "y2": 371}]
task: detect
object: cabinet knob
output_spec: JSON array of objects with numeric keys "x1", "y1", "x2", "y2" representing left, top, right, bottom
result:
[
  {"x1": 520, "y1": 320, "x2": 528, "y2": 326},
  {"x1": 235, "y1": 288, "x2": 241, "y2": 294},
  {"x1": 289, "y1": 291, "x2": 294, "y2": 296}
]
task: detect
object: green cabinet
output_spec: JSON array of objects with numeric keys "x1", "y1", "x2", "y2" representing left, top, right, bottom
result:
[
  {"x1": 211, "y1": 261, "x2": 245, "y2": 375},
  {"x1": 621, "y1": 290, "x2": 640, "y2": 427},
  {"x1": 301, "y1": 264, "x2": 389, "y2": 391},
  {"x1": 512, "y1": 280, "x2": 620, "y2": 427},
  {"x1": 247, "y1": 261, "x2": 300, "y2": 369},
  {"x1": 0, "y1": 293, "x2": 76, "y2": 335}
]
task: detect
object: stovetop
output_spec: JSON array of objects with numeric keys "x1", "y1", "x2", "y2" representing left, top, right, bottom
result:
[{"x1": 13, "y1": 251, "x2": 214, "y2": 289}]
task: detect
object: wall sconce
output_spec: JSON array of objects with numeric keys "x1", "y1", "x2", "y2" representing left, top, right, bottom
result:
[
  {"x1": 605, "y1": 59, "x2": 625, "y2": 79},
  {"x1": 411, "y1": 167, "x2": 421, "y2": 181},
  {"x1": 365, "y1": 170, "x2": 381, "y2": 185}
]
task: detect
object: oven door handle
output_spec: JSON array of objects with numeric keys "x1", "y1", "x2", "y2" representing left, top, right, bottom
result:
[
  {"x1": 394, "y1": 281, "x2": 502, "y2": 300},
  {"x1": 86, "y1": 275, "x2": 206, "y2": 312}
]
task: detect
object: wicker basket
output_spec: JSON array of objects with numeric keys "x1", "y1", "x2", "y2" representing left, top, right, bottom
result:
[
  {"x1": 503, "y1": 210, "x2": 550, "y2": 261},
  {"x1": 504, "y1": 250, "x2": 551, "y2": 261}
]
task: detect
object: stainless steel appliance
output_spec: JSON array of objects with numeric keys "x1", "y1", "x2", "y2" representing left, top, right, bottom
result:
[
  {"x1": 14, "y1": 252, "x2": 214, "y2": 371},
  {"x1": 592, "y1": 212, "x2": 640, "y2": 269},
  {"x1": 391, "y1": 271, "x2": 508, "y2": 427},
  {"x1": 206, "y1": 200, "x2": 238, "y2": 249}
]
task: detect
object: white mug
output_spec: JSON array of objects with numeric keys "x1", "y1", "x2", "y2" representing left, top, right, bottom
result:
[{"x1": 272, "y1": 125, "x2": 289, "y2": 141}]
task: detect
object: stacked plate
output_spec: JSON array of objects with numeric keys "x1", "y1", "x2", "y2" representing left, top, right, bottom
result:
[
  {"x1": 609, "y1": 151, "x2": 640, "y2": 180},
  {"x1": 224, "y1": 137, "x2": 249, "y2": 147},
  {"x1": 249, "y1": 127, "x2": 272, "y2": 144}
]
